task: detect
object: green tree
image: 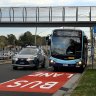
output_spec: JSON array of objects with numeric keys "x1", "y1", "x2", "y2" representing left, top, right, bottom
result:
[
  {"x1": 7, "y1": 34, "x2": 17, "y2": 45},
  {"x1": 19, "y1": 31, "x2": 34, "y2": 46},
  {"x1": 41, "y1": 36, "x2": 46, "y2": 45},
  {"x1": 0, "y1": 36, "x2": 8, "y2": 48}
]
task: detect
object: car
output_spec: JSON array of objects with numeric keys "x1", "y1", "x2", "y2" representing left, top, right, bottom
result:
[
  {"x1": 0, "y1": 50, "x2": 14, "y2": 60},
  {"x1": 12, "y1": 46, "x2": 46, "y2": 70}
]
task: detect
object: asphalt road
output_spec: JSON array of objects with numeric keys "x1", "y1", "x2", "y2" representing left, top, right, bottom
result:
[
  {"x1": 0, "y1": 64, "x2": 53, "y2": 96},
  {"x1": 0, "y1": 64, "x2": 81, "y2": 96}
]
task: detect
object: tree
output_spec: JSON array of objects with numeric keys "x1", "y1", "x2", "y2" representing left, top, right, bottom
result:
[
  {"x1": 19, "y1": 31, "x2": 34, "y2": 46},
  {"x1": 41, "y1": 36, "x2": 46, "y2": 45},
  {"x1": 18, "y1": 31, "x2": 47, "y2": 47},
  {"x1": 7, "y1": 34, "x2": 17, "y2": 45},
  {"x1": 0, "y1": 36, "x2": 8, "y2": 48}
]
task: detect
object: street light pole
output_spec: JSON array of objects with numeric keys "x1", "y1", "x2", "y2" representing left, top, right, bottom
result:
[
  {"x1": 90, "y1": 27, "x2": 94, "y2": 69},
  {"x1": 35, "y1": 27, "x2": 37, "y2": 46}
]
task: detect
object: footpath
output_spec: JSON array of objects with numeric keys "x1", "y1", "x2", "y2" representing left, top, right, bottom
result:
[
  {"x1": 0, "y1": 59, "x2": 12, "y2": 64},
  {"x1": 63, "y1": 51, "x2": 95, "y2": 96}
]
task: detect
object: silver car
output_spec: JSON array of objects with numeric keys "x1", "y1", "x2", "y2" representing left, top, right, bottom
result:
[{"x1": 12, "y1": 46, "x2": 46, "y2": 70}]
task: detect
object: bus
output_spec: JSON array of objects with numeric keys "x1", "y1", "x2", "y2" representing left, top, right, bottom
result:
[{"x1": 48, "y1": 29, "x2": 88, "y2": 71}]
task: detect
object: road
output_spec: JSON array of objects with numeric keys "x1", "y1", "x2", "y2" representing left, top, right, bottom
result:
[{"x1": 0, "y1": 63, "x2": 81, "y2": 96}]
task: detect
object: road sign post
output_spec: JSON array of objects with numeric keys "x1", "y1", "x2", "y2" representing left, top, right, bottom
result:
[{"x1": 92, "y1": 26, "x2": 96, "y2": 69}]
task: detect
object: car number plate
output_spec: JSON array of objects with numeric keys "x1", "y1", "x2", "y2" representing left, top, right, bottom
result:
[
  {"x1": 63, "y1": 64, "x2": 68, "y2": 66},
  {"x1": 20, "y1": 62, "x2": 24, "y2": 64}
]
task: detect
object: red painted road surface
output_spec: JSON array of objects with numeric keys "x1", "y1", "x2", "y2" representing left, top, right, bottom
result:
[{"x1": 0, "y1": 71, "x2": 74, "y2": 93}]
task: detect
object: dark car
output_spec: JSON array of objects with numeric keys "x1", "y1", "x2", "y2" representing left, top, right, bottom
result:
[{"x1": 12, "y1": 46, "x2": 46, "y2": 70}]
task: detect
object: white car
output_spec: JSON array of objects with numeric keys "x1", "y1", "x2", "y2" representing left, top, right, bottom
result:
[{"x1": 12, "y1": 46, "x2": 46, "y2": 70}]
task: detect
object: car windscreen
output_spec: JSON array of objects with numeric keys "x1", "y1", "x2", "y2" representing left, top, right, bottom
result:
[{"x1": 19, "y1": 48, "x2": 38, "y2": 55}]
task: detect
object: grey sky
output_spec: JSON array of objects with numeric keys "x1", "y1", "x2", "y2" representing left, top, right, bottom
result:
[{"x1": 0, "y1": 0, "x2": 96, "y2": 6}]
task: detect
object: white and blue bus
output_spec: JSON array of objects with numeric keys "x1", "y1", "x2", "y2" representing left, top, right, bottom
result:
[{"x1": 48, "y1": 29, "x2": 88, "y2": 71}]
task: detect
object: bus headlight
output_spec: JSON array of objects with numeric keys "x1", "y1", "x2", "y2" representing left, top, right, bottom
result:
[
  {"x1": 50, "y1": 60, "x2": 55, "y2": 64},
  {"x1": 77, "y1": 61, "x2": 82, "y2": 65}
]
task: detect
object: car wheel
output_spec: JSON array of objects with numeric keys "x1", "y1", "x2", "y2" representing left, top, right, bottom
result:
[
  {"x1": 13, "y1": 66, "x2": 18, "y2": 70},
  {"x1": 53, "y1": 66, "x2": 58, "y2": 71},
  {"x1": 41, "y1": 58, "x2": 45, "y2": 68},
  {"x1": 34, "y1": 60, "x2": 39, "y2": 70}
]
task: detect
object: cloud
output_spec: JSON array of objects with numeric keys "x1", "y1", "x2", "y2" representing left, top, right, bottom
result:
[
  {"x1": 82, "y1": 0, "x2": 96, "y2": 2},
  {"x1": 11, "y1": 0, "x2": 53, "y2": 6},
  {"x1": 0, "y1": 0, "x2": 53, "y2": 7},
  {"x1": 0, "y1": 0, "x2": 96, "y2": 6},
  {"x1": 59, "y1": 0, "x2": 96, "y2": 3},
  {"x1": 55, "y1": 0, "x2": 96, "y2": 6},
  {"x1": 58, "y1": 0, "x2": 76, "y2": 4}
]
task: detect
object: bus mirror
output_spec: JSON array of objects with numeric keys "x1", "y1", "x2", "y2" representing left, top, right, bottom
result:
[
  {"x1": 46, "y1": 36, "x2": 49, "y2": 41},
  {"x1": 84, "y1": 36, "x2": 88, "y2": 43},
  {"x1": 48, "y1": 40, "x2": 51, "y2": 45},
  {"x1": 46, "y1": 36, "x2": 51, "y2": 45}
]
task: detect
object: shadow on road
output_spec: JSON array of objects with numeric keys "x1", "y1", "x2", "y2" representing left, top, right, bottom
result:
[{"x1": 52, "y1": 67, "x2": 84, "y2": 73}]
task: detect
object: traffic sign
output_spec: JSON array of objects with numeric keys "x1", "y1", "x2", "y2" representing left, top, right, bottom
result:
[
  {"x1": 93, "y1": 26, "x2": 96, "y2": 33},
  {"x1": 0, "y1": 71, "x2": 74, "y2": 93},
  {"x1": 93, "y1": 26, "x2": 96, "y2": 37}
]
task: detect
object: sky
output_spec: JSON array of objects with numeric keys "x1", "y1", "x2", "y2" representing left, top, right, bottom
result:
[
  {"x1": 0, "y1": 0, "x2": 96, "y2": 7},
  {"x1": 0, "y1": 0, "x2": 96, "y2": 39}
]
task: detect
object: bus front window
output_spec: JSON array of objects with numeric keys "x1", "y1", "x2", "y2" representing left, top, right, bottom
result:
[{"x1": 51, "y1": 36, "x2": 81, "y2": 59}]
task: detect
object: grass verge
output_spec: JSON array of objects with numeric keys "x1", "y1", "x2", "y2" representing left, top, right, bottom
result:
[{"x1": 70, "y1": 69, "x2": 96, "y2": 96}]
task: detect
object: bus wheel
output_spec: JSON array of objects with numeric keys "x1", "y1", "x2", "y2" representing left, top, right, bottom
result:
[
  {"x1": 79, "y1": 66, "x2": 84, "y2": 73},
  {"x1": 53, "y1": 66, "x2": 58, "y2": 71},
  {"x1": 13, "y1": 66, "x2": 18, "y2": 70}
]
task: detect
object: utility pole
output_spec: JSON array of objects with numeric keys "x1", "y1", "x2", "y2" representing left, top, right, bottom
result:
[
  {"x1": 35, "y1": 27, "x2": 37, "y2": 46},
  {"x1": 89, "y1": 8, "x2": 94, "y2": 69}
]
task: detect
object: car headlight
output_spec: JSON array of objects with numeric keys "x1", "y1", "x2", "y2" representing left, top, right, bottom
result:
[
  {"x1": 12, "y1": 57, "x2": 18, "y2": 61},
  {"x1": 27, "y1": 58, "x2": 33, "y2": 61},
  {"x1": 27, "y1": 57, "x2": 35, "y2": 61}
]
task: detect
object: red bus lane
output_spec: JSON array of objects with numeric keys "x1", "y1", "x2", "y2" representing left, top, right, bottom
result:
[{"x1": 0, "y1": 71, "x2": 74, "y2": 93}]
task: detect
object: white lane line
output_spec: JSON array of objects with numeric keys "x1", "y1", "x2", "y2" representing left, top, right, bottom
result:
[{"x1": 0, "y1": 79, "x2": 15, "y2": 85}]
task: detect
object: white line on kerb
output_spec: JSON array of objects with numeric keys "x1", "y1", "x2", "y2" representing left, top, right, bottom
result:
[{"x1": 0, "y1": 79, "x2": 15, "y2": 85}]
